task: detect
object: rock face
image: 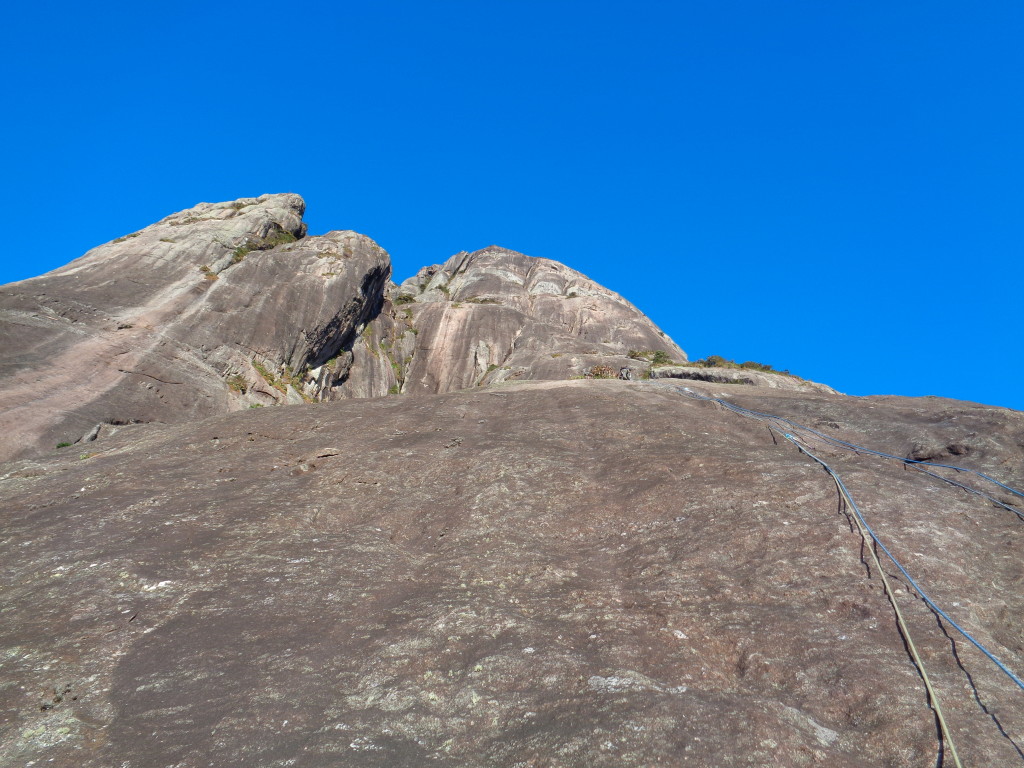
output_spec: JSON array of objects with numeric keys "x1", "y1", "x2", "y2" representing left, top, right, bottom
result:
[
  {"x1": 0, "y1": 198, "x2": 685, "y2": 462},
  {"x1": 330, "y1": 246, "x2": 685, "y2": 399},
  {"x1": 650, "y1": 364, "x2": 839, "y2": 394},
  {"x1": 3, "y1": 194, "x2": 1022, "y2": 767},
  {"x1": 0, "y1": 195, "x2": 389, "y2": 462},
  {"x1": 1, "y1": 379, "x2": 1022, "y2": 767},
  {"x1": 401, "y1": 247, "x2": 684, "y2": 393}
]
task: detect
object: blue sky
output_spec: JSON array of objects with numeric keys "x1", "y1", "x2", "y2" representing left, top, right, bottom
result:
[{"x1": 2, "y1": 2, "x2": 1022, "y2": 409}]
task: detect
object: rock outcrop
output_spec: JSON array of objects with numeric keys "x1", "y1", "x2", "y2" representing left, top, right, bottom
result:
[
  {"x1": 0, "y1": 195, "x2": 389, "y2": 461},
  {"x1": 1, "y1": 379, "x2": 1022, "y2": 766},
  {"x1": 0, "y1": 198, "x2": 686, "y2": 462},
  {"x1": 650, "y1": 364, "x2": 839, "y2": 393},
  {"x1": 329, "y1": 246, "x2": 685, "y2": 399},
  {"x1": 5, "y1": 194, "x2": 1019, "y2": 767}
]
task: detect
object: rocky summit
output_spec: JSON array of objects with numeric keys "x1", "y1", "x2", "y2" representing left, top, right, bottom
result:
[
  {"x1": 0, "y1": 194, "x2": 690, "y2": 463},
  {"x1": 1, "y1": 196, "x2": 1022, "y2": 767}
]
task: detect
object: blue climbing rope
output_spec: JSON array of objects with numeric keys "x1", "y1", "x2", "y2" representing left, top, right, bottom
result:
[
  {"x1": 672, "y1": 385, "x2": 1024, "y2": 693},
  {"x1": 670, "y1": 387, "x2": 1024, "y2": 521},
  {"x1": 676, "y1": 388, "x2": 1024, "y2": 502}
]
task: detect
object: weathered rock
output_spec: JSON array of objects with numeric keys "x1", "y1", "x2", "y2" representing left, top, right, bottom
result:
[
  {"x1": 0, "y1": 202, "x2": 701, "y2": 460},
  {"x1": 10, "y1": 194, "x2": 1019, "y2": 766},
  {"x1": 1, "y1": 380, "x2": 1021, "y2": 766},
  {"x1": 650, "y1": 364, "x2": 839, "y2": 394},
  {"x1": 335, "y1": 246, "x2": 687, "y2": 397},
  {"x1": 0, "y1": 195, "x2": 390, "y2": 462}
]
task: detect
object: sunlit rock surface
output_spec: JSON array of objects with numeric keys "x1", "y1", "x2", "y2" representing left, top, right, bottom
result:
[
  {"x1": 1, "y1": 380, "x2": 1022, "y2": 766},
  {"x1": 333, "y1": 246, "x2": 686, "y2": 399},
  {"x1": 2, "y1": 195, "x2": 1021, "y2": 767},
  {"x1": 0, "y1": 198, "x2": 688, "y2": 461},
  {"x1": 650, "y1": 364, "x2": 838, "y2": 393},
  {"x1": 0, "y1": 195, "x2": 389, "y2": 461}
]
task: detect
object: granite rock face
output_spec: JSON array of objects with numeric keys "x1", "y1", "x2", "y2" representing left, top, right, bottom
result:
[
  {"x1": 0, "y1": 201, "x2": 687, "y2": 461},
  {"x1": 1, "y1": 379, "x2": 1022, "y2": 767},
  {"x1": 4, "y1": 195, "x2": 1021, "y2": 767},
  {"x1": 0, "y1": 195, "x2": 388, "y2": 461},
  {"x1": 334, "y1": 246, "x2": 686, "y2": 398},
  {"x1": 650, "y1": 364, "x2": 839, "y2": 394}
]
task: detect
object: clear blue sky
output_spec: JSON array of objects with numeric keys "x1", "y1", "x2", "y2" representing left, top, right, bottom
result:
[{"x1": 2, "y1": 2, "x2": 1022, "y2": 410}]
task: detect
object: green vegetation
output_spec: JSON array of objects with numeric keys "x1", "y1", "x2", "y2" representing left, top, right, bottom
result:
[
  {"x1": 486, "y1": 363, "x2": 499, "y2": 373},
  {"x1": 198, "y1": 265, "x2": 218, "y2": 281},
  {"x1": 226, "y1": 374, "x2": 248, "y2": 394},
  {"x1": 280, "y1": 365, "x2": 313, "y2": 401},
  {"x1": 112, "y1": 232, "x2": 141, "y2": 244},
  {"x1": 252, "y1": 360, "x2": 286, "y2": 393},
  {"x1": 265, "y1": 229, "x2": 298, "y2": 247},
  {"x1": 232, "y1": 229, "x2": 299, "y2": 263},
  {"x1": 465, "y1": 297, "x2": 500, "y2": 305},
  {"x1": 628, "y1": 349, "x2": 674, "y2": 365},
  {"x1": 686, "y1": 355, "x2": 794, "y2": 376},
  {"x1": 249, "y1": 403, "x2": 264, "y2": 408},
  {"x1": 388, "y1": 384, "x2": 400, "y2": 395},
  {"x1": 247, "y1": 362, "x2": 311, "y2": 405},
  {"x1": 56, "y1": 442, "x2": 72, "y2": 449},
  {"x1": 630, "y1": 349, "x2": 787, "y2": 373},
  {"x1": 394, "y1": 294, "x2": 416, "y2": 305},
  {"x1": 355, "y1": 336, "x2": 375, "y2": 360},
  {"x1": 587, "y1": 365, "x2": 616, "y2": 379}
]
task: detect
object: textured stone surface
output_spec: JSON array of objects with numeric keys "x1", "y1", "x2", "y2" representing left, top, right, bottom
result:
[
  {"x1": 1, "y1": 380, "x2": 1022, "y2": 767},
  {"x1": 650, "y1": 365, "x2": 839, "y2": 394},
  {"x1": 0, "y1": 195, "x2": 389, "y2": 462},
  {"x1": 3, "y1": 195, "x2": 1020, "y2": 767},
  {"x1": 0, "y1": 201, "x2": 697, "y2": 462},
  {"x1": 334, "y1": 246, "x2": 687, "y2": 398}
]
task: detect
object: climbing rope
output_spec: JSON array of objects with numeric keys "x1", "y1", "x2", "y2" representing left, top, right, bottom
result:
[
  {"x1": 684, "y1": 390, "x2": 1024, "y2": 521},
  {"x1": 790, "y1": 432, "x2": 963, "y2": 768},
  {"x1": 668, "y1": 385, "x2": 1024, "y2": 764},
  {"x1": 671, "y1": 385, "x2": 1024, "y2": 691},
  {"x1": 679, "y1": 390, "x2": 1024, "y2": 510}
]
